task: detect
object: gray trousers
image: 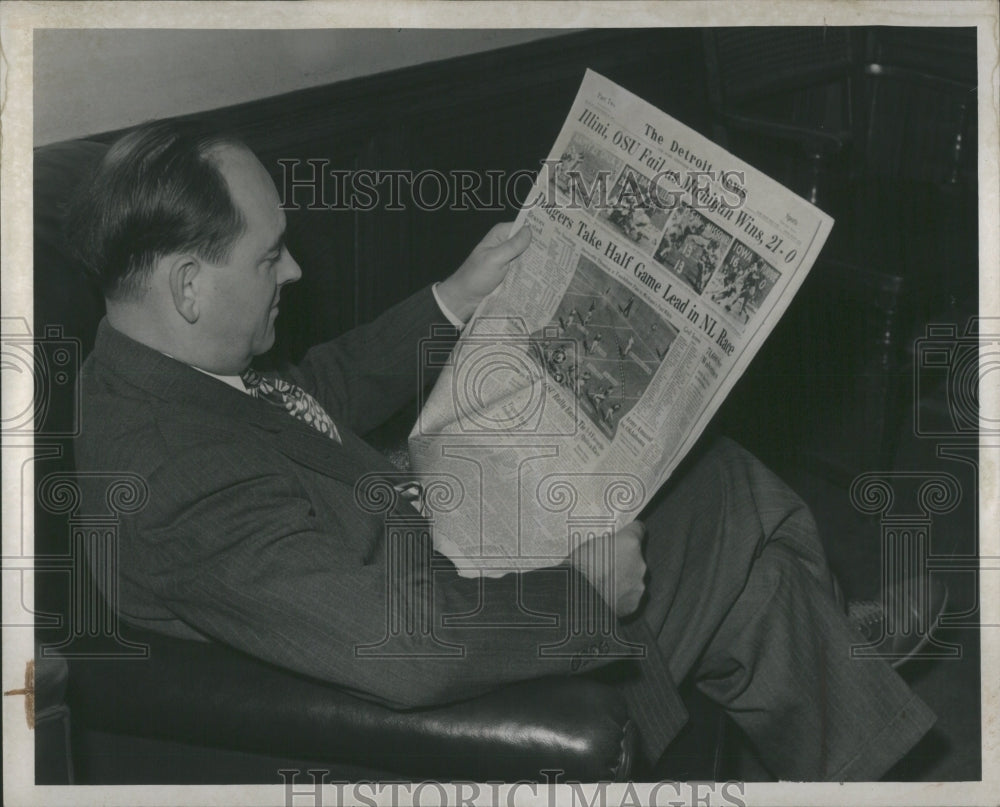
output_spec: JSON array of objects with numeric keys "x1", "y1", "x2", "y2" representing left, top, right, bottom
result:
[{"x1": 638, "y1": 436, "x2": 935, "y2": 780}]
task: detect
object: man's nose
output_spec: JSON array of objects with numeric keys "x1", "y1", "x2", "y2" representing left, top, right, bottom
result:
[{"x1": 279, "y1": 252, "x2": 302, "y2": 285}]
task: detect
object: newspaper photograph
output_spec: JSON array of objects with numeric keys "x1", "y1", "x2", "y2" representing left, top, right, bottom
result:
[{"x1": 411, "y1": 69, "x2": 835, "y2": 575}]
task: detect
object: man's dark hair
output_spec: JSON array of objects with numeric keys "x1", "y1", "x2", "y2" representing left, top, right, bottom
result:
[{"x1": 66, "y1": 120, "x2": 250, "y2": 299}]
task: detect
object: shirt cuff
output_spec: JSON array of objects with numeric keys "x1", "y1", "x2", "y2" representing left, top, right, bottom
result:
[{"x1": 431, "y1": 282, "x2": 468, "y2": 329}]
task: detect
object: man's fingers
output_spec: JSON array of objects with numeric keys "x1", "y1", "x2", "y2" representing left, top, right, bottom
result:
[
  {"x1": 486, "y1": 224, "x2": 532, "y2": 264},
  {"x1": 619, "y1": 589, "x2": 644, "y2": 617},
  {"x1": 618, "y1": 519, "x2": 647, "y2": 543},
  {"x1": 484, "y1": 221, "x2": 515, "y2": 244},
  {"x1": 617, "y1": 571, "x2": 646, "y2": 616},
  {"x1": 612, "y1": 520, "x2": 647, "y2": 617}
]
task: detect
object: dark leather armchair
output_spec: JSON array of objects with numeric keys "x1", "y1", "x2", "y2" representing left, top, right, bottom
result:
[
  {"x1": 56, "y1": 629, "x2": 636, "y2": 784},
  {"x1": 31, "y1": 135, "x2": 724, "y2": 785}
]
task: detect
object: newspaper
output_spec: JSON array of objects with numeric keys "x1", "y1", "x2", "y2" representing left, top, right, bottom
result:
[{"x1": 409, "y1": 70, "x2": 834, "y2": 576}]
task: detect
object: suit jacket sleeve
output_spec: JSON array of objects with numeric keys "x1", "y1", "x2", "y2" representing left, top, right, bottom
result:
[
  {"x1": 133, "y1": 438, "x2": 621, "y2": 710},
  {"x1": 285, "y1": 285, "x2": 450, "y2": 436}
]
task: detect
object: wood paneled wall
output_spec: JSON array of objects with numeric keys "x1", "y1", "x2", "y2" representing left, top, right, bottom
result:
[{"x1": 91, "y1": 30, "x2": 710, "y2": 361}]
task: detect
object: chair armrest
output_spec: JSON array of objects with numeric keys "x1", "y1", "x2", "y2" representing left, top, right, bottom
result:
[
  {"x1": 718, "y1": 110, "x2": 850, "y2": 154},
  {"x1": 64, "y1": 629, "x2": 635, "y2": 782}
]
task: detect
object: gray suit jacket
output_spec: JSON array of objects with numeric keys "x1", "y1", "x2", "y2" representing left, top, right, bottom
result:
[{"x1": 76, "y1": 285, "x2": 686, "y2": 760}]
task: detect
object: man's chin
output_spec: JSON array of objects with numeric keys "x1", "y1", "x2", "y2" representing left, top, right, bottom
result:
[{"x1": 254, "y1": 327, "x2": 277, "y2": 356}]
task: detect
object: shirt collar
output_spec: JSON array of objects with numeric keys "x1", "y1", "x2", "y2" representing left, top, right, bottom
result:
[
  {"x1": 159, "y1": 348, "x2": 248, "y2": 393},
  {"x1": 189, "y1": 365, "x2": 248, "y2": 393}
]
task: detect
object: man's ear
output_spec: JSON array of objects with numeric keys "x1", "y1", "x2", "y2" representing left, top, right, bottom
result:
[{"x1": 166, "y1": 255, "x2": 202, "y2": 323}]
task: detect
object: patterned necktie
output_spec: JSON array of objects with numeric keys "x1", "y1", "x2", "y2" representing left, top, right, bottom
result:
[
  {"x1": 240, "y1": 368, "x2": 341, "y2": 444},
  {"x1": 394, "y1": 481, "x2": 427, "y2": 517}
]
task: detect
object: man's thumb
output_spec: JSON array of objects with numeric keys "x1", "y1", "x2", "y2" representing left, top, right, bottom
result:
[
  {"x1": 489, "y1": 224, "x2": 532, "y2": 263},
  {"x1": 619, "y1": 520, "x2": 647, "y2": 544}
]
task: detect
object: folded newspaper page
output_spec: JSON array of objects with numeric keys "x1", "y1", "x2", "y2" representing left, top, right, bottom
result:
[{"x1": 409, "y1": 69, "x2": 834, "y2": 576}]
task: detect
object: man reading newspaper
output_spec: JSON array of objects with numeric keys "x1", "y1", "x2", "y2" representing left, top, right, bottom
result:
[{"x1": 71, "y1": 105, "x2": 936, "y2": 779}]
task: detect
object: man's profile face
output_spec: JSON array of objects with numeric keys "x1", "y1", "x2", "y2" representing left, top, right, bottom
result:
[{"x1": 196, "y1": 145, "x2": 301, "y2": 372}]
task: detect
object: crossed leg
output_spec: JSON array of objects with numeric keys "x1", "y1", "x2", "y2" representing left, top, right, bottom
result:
[{"x1": 638, "y1": 436, "x2": 934, "y2": 780}]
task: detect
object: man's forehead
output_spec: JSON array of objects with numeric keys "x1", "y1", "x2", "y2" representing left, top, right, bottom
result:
[{"x1": 212, "y1": 144, "x2": 283, "y2": 226}]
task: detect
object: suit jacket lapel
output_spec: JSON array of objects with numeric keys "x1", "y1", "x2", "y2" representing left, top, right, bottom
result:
[
  {"x1": 90, "y1": 319, "x2": 394, "y2": 487},
  {"x1": 261, "y1": 416, "x2": 393, "y2": 487}
]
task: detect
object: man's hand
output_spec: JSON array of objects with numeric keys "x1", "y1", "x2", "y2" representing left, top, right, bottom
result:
[
  {"x1": 435, "y1": 222, "x2": 532, "y2": 323},
  {"x1": 569, "y1": 520, "x2": 648, "y2": 618}
]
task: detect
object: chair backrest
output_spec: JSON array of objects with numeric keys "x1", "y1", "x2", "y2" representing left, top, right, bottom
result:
[
  {"x1": 31, "y1": 140, "x2": 111, "y2": 638},
  {"x1": 33, "y1": 140, "x2": 109, "y2": 365},
  {"x1": 704, "y1": 27, "x2": 855, "y2": 109}
]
